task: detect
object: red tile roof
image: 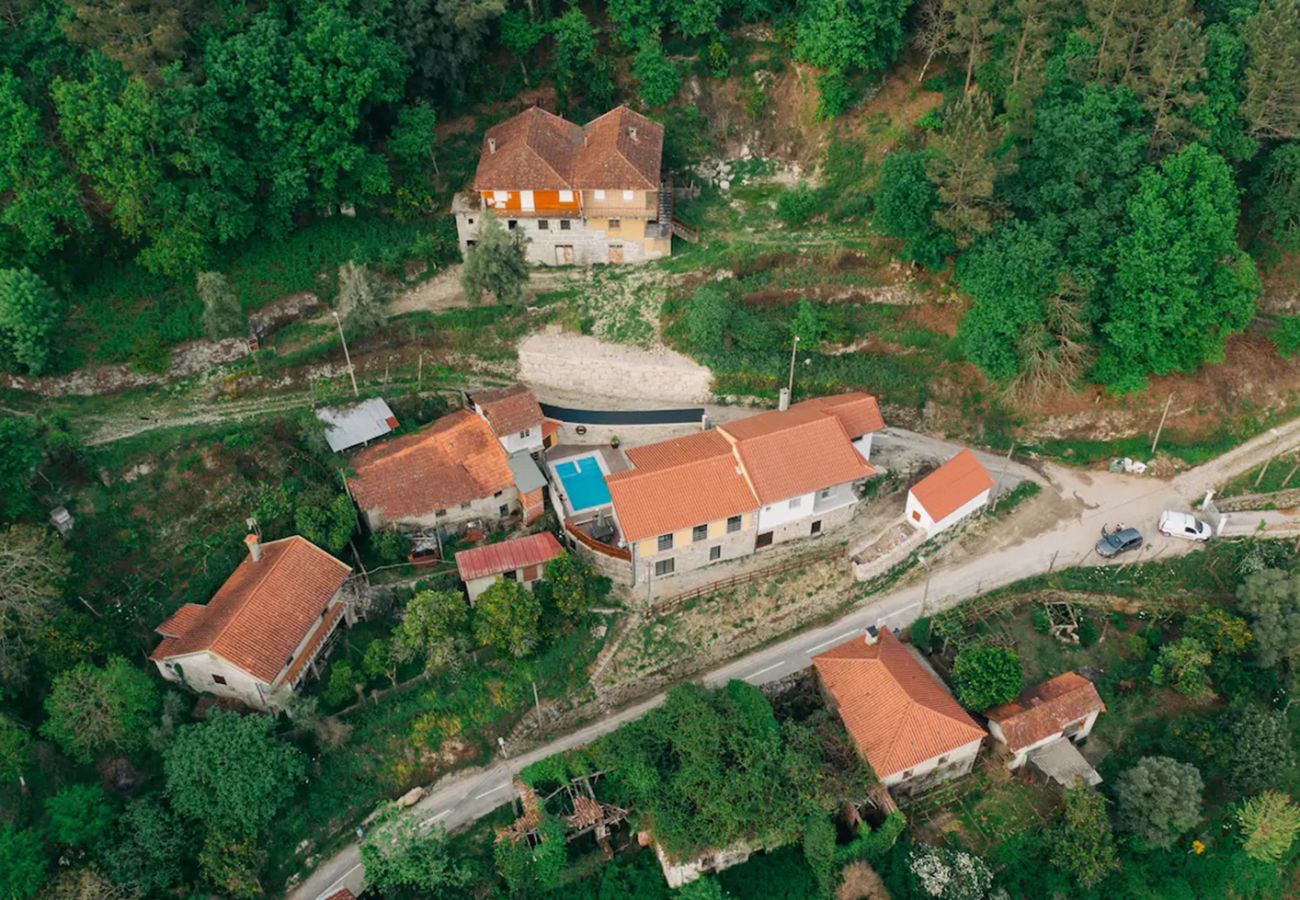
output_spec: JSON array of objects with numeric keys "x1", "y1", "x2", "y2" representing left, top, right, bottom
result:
[
  {"x1": 324, "y1": 891, "x2": 356, "y2": 900},
  {"x1": 909, "y1": 449, "x2": 995, "y2": 523},
  {"x1": 348, "y1": 410, "x2": 514, "y2": 521},
  {"x1": 150, "y1": 537, "x2": 351, "y2": 684},
  {"x1": 985, "y1": 672, "x2": 1106, "y2": 751},
  {"x1": 609, "y1": 431, "x2": 758, "y2": 542},
  {"x1": 719, "y1": 406, "x2": 875, "y2": 504},
  {"x1": 456, "y1": 532, "x2": 563, "y2": 581},
  {"x1": 813, "y1": 631, "x2": 986, "y2": 779},
  {"x1": 472, "y1": 105, "x2": 663, "y2": 193},
  {"x1": 156, "y1": 603, "x2": 205, "y2": 638},
  {"x1": 791, "y1": 392, "x2": 885, "y2": 439},
  {"x1": 469, "y1": 384, "x2": 544, "y2": 438}
]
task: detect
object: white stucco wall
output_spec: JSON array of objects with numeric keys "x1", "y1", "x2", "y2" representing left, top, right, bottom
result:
[
  {"x1": 756, "y1": 491, "x2": 816, "y2": 530},
  {"x1": 882, "y1": 736, "x2": 984, "y2": 790},
  {"x1": 906, "y1": 488, "x2": 991, "y2": 536},
  {"x1": 995, "y1": 708, "x2": 1102, "y2": 770},
  {"x1": 155, "y1": 651, "x2": 273, "y2": 710},
  {"x1": 852, "y1": 434, "x2": 874, "y2": 461},
  {"x1": 498, "y1": 428, "x2": 544, "y2": 455}
]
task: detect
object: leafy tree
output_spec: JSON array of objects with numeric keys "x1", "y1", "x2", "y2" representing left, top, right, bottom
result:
[
  {"x1": 1006, "y1": 0, "x2": 1068, "y2": 90},
  {"x1": 874, "y1": 149, "x2": 953, "y2": 268},
  {"x1": 372, "y1": 529, "x2": 411, "y2": 564},
  {"x1": 951, "y1": 644, "x2": 1023, "y2": 709},
  {"x1": 474, "y1": 577, "x2": 541, "y2": 657},
  {"x1": 1255, "y1": 142, "x2": 1300, "y2": 250},
  {"x1": 0, "y1": 825, "x2": 46, "y2": 899},
  {"x1": 97, "y1": 798, "x2": 187, "y2": 896},
  {"x1": 45, "y1": 784, "x2": 114, "y2": 847},
  {"x1": 791, "y1": 300, "x2": 824, "y2": 347},
  {"x1": 336, "y1": 261, "x2": 390, "y2": 336},
  {"x1": 0, "y1": 524, "x2": 70, "y2": 686},
  {"x1": 499, "y1": 11, "x2": 544, "y2": 85},
  {"x1": 496, "y1": 813, "x2": 566, "y2": 893},
  {"x1": 0, "y1": 267, "x2": 61, "y2": 374},
  {"x1": 0, "y1": 714, "x2": 29, "y2": 785},
  {"x1": 196, "y1": 271, "x2": 244, "y2": 340},
  {"x1": 1223, "y1": 703, "x2": 1296, "y2": 795},
  {"x1": 392, "y1": 588, "x2": 469, "y2": 671},
  {"x1": 1149, "y1": 636, "x2": 1215, "y2": 700},
  {"x1": 1049, "y1": 787, "x2": 1118, "y2": 887},
  {"x1": 1100, "y1": 143, "x2": 1258, "y2": 389},
  {"x1": 632, "y1": 36, "x2": 681, "y2": 107},
  {"x1": 360, "y1": 806, "x2": 470, "y2": 894},
  {"x1": 63, "y1": 0, "x2": 198, "y2": 84},
  {"x1": 324, "y1": 659, "x2": 363, "y2": 707},
  {"x1": 391, "y1": 0, "x2": 503, "y2": 104},
  {"x1": 801, "y1": 812, "x2": 837, "y2": 893},
  {"x1": 43, "y1": 867, "x2": 132, "y2": 900},
  {"x1": 0, "y1": 418, "x2": 43, "y2": 522},
  {"x1": 925, "y1": 92, "x2": 1015, "y2": 248},
  {"x1": 1237, "y1": 567, "x2": 1300, "y2": 676},
  {"x1": 543, "y1": 550, "x2": 596, "y2": 619},
  {"x1": 685, "y1": 281, "x2": 741, "y2": 356},
  {"x1": 795, "y1": 0, "x2": 912, "y2": 78},
  {"x1": 387, "y1": 102, "x2": 437, "y2": 180},
  {"x1": 1237, "y1": 791, "x2": 1300, "y2": 863},
  {"x1": 1239, "y1": 0, "x2": 1300, "y2": 139},
  {"x1": 294, "y1": 492, "x2": 357, "y2": 555},
  {"x1": 164, "y1": 709, "x2": 306, "y2": 836},
  {"x1": 1192, "y1": 24, "x2": 1257, "y2": 162},
  {"x1": 362, "y1": 638, "x2": 398, "y2": 689},
  {"x1": 813, "y1": 70, "x2": 855, "y2": 119},
  {"x1": 549, "y1": 7, "x2": 611, "y2": 110},
  {"x1": 1186, "y1": 604, "x2": 1253, "y2": 656},
  {"x1": 461, "y1": 213, "x2": 528, "y2": 305},
  {"x1": 907, "y1": 844, "x2": 993, "y2": 900},
  {"x1": 1115, "y1": 756, "x2": 1204, "y2": 849},
  {"x1": 198, "y1": 830, "x2": 265, "y2": 899},
  {"x1": 41, "y1": 658, "x2": 158, "y2": 764}
]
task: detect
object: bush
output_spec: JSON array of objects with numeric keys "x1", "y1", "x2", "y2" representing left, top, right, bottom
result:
[
  {"x1": 776, "y1": 182, "x2": 822, "y2": 227},
  {"x1": 1031, "y1": 607, "x2": 1050, "y2": 634},
  {"x1": 910, "y1": 617, "x2": 932, "y2": 652},
  {"x1": 372, "y1": 529, "x2": 411, "y2": 563},
  {"x1": 815, "y1": 70, "x2": 853, "y2": 119},
  {"x1": 1077, "y1": 614, "x2": 1100, "y2": 647},
  {"x1": 951, "y1": 645, "x2": 1023, "y2": 710},
  {"x1": 1270, "y1": 315, "x2": 1300, "y2": 359},
  {"x1": 1115, "y1": 756, "x2": 1204, "y2": 849}
]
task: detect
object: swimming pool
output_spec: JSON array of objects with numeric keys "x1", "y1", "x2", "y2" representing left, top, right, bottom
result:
[{"x1": 554, "y1": 455, "x2": 611, "y2": 512}]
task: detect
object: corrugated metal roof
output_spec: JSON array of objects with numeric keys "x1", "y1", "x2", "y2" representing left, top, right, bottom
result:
[
  {"x1": 316, "y1": 398, "x2": 397, "y2": 452},
  {"x1": 455, "y1": 532, "x2": 563, "y2": 581},
  {"x1": 508, "y1": 451, "x2": 548, "y2": 493}
]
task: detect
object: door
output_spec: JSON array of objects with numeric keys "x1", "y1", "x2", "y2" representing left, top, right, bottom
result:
[
  {"x1": 555, "y1": 245, "x2": 574, "y2": 265},
  {"x1": 608, "y1": 244, "x2": 624, "y2": 263},
  {"x1": 756, "y1": 532, "x2": 773, "y2": 549},
  {"x1": 520, "y1": 190, "x2": 535, "y2": 211}
]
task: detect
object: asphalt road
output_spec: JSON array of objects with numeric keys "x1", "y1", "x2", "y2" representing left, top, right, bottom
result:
[{"x1": 294, "y1": 418, "x2": 1300, "y2": 900}]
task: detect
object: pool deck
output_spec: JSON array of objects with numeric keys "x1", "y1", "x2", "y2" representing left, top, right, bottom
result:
[{"x1": 545, "y1": 444, "x2": 630, "y2": 476}]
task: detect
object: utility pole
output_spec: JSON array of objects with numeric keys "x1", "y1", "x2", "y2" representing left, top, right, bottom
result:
[
  {"x1": 990, "y1": 443, "x2": 1016, "y2": 511},
  {"x1": 1151, "y1": 393, "x2": 1174, "y2": 455},
  {"x1": 787, "y1": 335, "x2": 801, "y2": 400},
  {"x1": 531, "y1": 680, "x2": 542, "y2": 723},
  {"x1": 333, "y1": 310, "x2": 359, "y2": 398}
]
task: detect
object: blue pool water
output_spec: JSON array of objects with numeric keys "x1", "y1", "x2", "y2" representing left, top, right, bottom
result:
[{"x1": 555, "y1": 456, "x2": 611, "y2": 512}]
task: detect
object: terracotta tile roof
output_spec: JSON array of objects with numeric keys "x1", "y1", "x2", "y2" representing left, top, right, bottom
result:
[
  {"x1": 909, "y1": 449, "x2": 995, "y2": 523},
  {"x1": 472, "y1": 105, "x2": 663, "y2": 193},
  {"x1": 985, "y1": 672, "x2": 1106, "y2": 751},
  {"x1": 456, "y1": 532, "x2": 563, "y2": 581},
  {"x1": 348, "y1": 410, "x2": 514, "y2": 521},
  {"x1": 149, "y1": 537, "x2": 351, "y2": 684},
  {"x1": 813, "y1": 631, "x2": 986, "y2": 779},
  {"x1": 156, "y1": 603, "x2": 205, "y2": 638},
  {"x1": 473, "y1": 106, "x2": 581, "y2": 191},
  {"x1": 608, "y1": 431, "x2": 758, "y2": 542},
  {"x1": 791, "y1": 392, "x2": 884, "y2": 439},
  {"x1": 719, "y1": 406, "x2": 875, "y2": 504},
  {"x1": 281, "y1": 601, "x2": 346, "y2": 688},
  {"x1": 324, "y1": 891, "x2": 356, "y2": 900},
  {"x1": 469, "y1": 384, "x2": 544, "y2": 438},
  {"x1": 573, "y1": 106, "x2": 663, "y2": 190}
]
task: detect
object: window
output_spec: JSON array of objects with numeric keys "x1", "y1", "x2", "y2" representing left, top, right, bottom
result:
[
  {"x1": 436, "y1": 509, "x2": 448, "y2": 518},
  {"x1": 594, "y1": 189, "x2": 606, "y2": 200},
  {"x1": 820, "y1": 488, "x2": 833, "y2": 500},
  {"x1": 519, "y1": 429, "x2": 531, "y2": 439},
  {"x1": 709, "y1": 546, "x2": 721, "y2": 561},
  {"x1": 692, "y1": 524, "x2": 708, "y2": 542},
  {"x1": 559, "y1": 190, "x2": 574, "y2": 203},
  {"x1": 504, "y1": 570, "x2": 518, "y2": 581},
  {"x1": 901, "y1": 769, "x2": 913, "y2": 779},
  {"x1": 937, "y1": 756, "x2": 948, "y2": 765},
  {"x1": 657, "y1": 533, "x2": 673, "y2": 552},
  {"x1": 811, "y1": 520, "x2": 822, "y2": 535},
  {"x1": 466, "y1": 240, "x2": 477, "y2": 248},
  {"x1": 654, "y1": 558, "x2": 675, "y2": 577},
  {"x1": 494, "y1": 490, "x2": 504, "y2": 498},
  {"x1": 493, "y1": 190, "x2": 509, "y2": 204},
  {"x1": 726, "y1": 515, "x2": 742, "y2": 533},
  {"x1": 507, "y1": 220, "x2": 518, "y2": 230},
  {"x1": 560, "y1": 219, "x2": 572, "y2": 231},
  {"x1": 623, "y1": 190, "x2": 635, "y2": 201},
  {"x1": 212, "y1": 674, "x2": 228, "y2": 685},
  {"x1": 756, "y1": 532, "x2": 774, "y2": 549},
  {"x1": 911, "y1": 509, "x2": 922, "y2": 522},
  {"x1": 788, "y1": 497, "x2": 802, "y2": 510},
  {"x1": 467, "y1": 217, "x2": 475, "y2": 225},
  {"x1": 608, "y1": 219, "x2": 621, "y2": 230},
  {"x1": 538, "y1": 219, "x2": 549, "y2": 230},
  {"x1": 499, "y1": 504, "x2": 509, "y2": 517}
]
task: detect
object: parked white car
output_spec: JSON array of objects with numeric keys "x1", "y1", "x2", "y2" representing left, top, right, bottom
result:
[{"x1": 1158, "y1": 510, "x2": 1212, "y2": 541}]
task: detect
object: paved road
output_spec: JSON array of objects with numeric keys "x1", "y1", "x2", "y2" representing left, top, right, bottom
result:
[{"x1": 293, "y1": 417, "x2": 1300, "y2": 900}]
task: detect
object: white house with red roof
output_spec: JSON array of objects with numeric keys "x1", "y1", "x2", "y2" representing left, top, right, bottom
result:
[
  {"x1": 466, "y1": 383, "x2": 546, "y2": 455},
  {"x1": 985, "y1": 672, "x2": 1106, "y2": 785},
  {"x1": 813, "y1": 629, "x2": 987, "y2": 796},
  {"x1": 149, "y1": 534, "x2": 353, "y2": 711},
  {"x1": 455, "y1": 532, "x2": 563, "y2": 605},
  {"x1": 905, "y1": 449, "x2": 995, "y2": 535}
]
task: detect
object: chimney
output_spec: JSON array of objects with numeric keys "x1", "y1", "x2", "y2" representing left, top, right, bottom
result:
[
  {"x1": 244, "y1": 532, "x2": 262, "y2": 563},
  {"x1": 778, "y1": 387, "x2": 790, "y2": 411},
  {"x1": 629, "y1": 126, "x2": 638, "y2": 142},
  {"x1": 488, "y1": 137, "x2": 497, "y2": 154},
  {"x1": 864, "y1": 625, "x2": 879, "y2": 645}
]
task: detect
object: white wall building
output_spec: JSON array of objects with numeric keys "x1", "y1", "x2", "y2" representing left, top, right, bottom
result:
[
  {"x1": 985, "y1": 672, "x2": 1106, "y2": 772},
  {"x1": 905, "y1": 448, "x2": 995, "y2": 535}
]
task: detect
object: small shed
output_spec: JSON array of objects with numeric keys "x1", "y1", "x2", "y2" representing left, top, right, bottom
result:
[
  {"x1": 455, "y1": 532, "x2": 564, "y2": 604},
  {"x1": 316, "y1": 398, "x2": 398, "y2": 452},
  {"x1": 905, "y1": 449, "x2": 994, "y2": 535},
  {"x1": 985, "y1": 672, "x2": 1106, "y2": 773},
  {"x1": 508, "y1": 451, "x2": 549, "y2": 524}
]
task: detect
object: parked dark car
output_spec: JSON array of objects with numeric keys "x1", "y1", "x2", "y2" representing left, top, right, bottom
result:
[{"x1": 1096, "y1": 526, "x2": 1143, "y2": 558}]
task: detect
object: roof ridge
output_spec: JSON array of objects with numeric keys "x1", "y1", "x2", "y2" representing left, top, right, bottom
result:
[
  {"x1": 205, "y1": 538, "x2": 301, "y2": 658},
  {"x1": 524, "y1": 105, "x2": 573, "y2": 189}
]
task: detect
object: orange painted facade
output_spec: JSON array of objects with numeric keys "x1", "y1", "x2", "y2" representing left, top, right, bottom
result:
[{"x1": 477, "y1": 189, "x2": 581, "y2": 215}]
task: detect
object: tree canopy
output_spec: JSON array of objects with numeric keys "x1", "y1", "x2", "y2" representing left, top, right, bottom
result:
[{"x1": 41, "y1": 656, "x2": 160, "y2": 763}]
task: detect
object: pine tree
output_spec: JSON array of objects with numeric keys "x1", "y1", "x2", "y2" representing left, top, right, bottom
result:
[
  {"x1": 196, "y1": 271, "x2": 244, "y2": 340},
  {"x1": 1240, "y1": 0, "x2": 1300, "y2": 139},
  {"x1": 943, "y1": 0, "x2": 1002, "y2": 93},
  {"x1": 925, "y1": 92, "x2": 1015, "y2": 247},
  {"x1": 336, "y1": 262, "x2": 389, "y2": 335}
]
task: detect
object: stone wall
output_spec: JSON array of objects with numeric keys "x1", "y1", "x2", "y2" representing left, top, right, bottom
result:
[{"x1": 518, "y1": 330, "x2": 713, "y2": 404}]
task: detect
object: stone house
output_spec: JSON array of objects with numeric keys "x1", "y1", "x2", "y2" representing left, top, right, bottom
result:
[
  {"x1": 466, "y1": 383, "x2": 546, "y2": 456},
  {"x1": 905, "y1": 448, "x2": 995, "y2": 535},
  {"x1": 149, "y1": 534, "x2": 353, "y2": 711},
  {"x1": 985, "y1": 672, "x2": 1106, "y2": 786},
  {"x1": 453, "y1": 105, "x2": 672, "y2": 266},
  {"x1": 455, "y1": 531, "x2": 563, "y2": 605},
  {"x1": 813, "y1": 629, "x2": 987, "y2": 798}
]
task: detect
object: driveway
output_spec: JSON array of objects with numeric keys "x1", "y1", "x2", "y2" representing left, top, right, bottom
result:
[{"x1": 291, "y1": 416, "x2": 1300, "y2": 900}]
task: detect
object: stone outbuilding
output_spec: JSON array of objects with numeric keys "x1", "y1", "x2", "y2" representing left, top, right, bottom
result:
[
  {"x1": 985, "y1": 672, "x2": 1106, "y2": 786},
  {"x1": 454, "y1": 532, "x2": 563, "y2": 605}
]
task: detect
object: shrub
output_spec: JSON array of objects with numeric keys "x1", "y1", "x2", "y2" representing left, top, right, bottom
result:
[
  {"x1": 910, "y1": 617, "x2": 933, "y2": 652},
  {"x1": 1115, "y1": 756, "x2": 1204, "y2": 849},
  {"x1": 1270, "y1": 315, "x2": 1300, "y2": 358},
  {"x1": 1150, "y1": 637, "x2": 1214, "y2": 700},
  {"x1": 1031, "y1": 607, "x2": 1051, "y2": 634},
  {"x1": 1078, "y1": 614, "x2": 1100, "y2": 647},
  {"x1": 815, "y1": 70, "x2": 853, "y2": 119},
  {"x1": 0, "y1": 268, "x2": 62, "y2": 375},
  {"x1": 372, "y1": 529, "x2": 411, "y2": 564},
  {"x1": 951, "y1": 645, "x2": 1023, "y2": 710},
  {"x1": 1237, "y1": 791, "x2": 1300, "y2": 862},
  {"x1": 776, "y1": 182, "x2": 822, "y2": 227}
]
